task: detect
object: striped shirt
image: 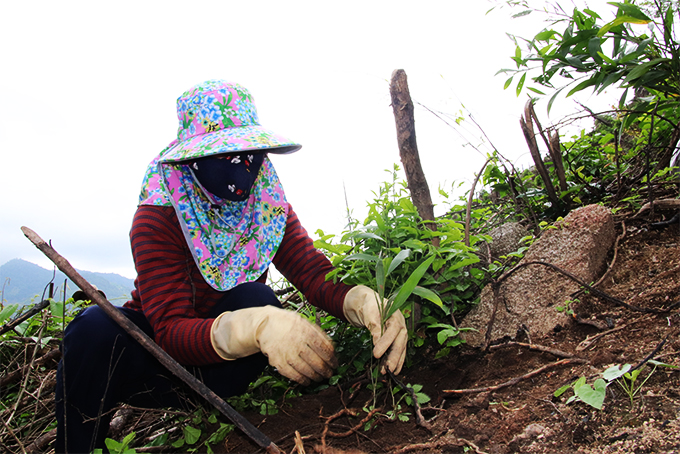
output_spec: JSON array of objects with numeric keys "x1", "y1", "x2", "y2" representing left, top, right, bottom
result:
[{"x1": 123, "y1": 204, "x2": 351, "y2": 366}]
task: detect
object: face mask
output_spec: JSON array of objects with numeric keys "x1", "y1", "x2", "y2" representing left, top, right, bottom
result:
[{"x1": 190, "y1": 153, "x2": 265, "y2": 201}]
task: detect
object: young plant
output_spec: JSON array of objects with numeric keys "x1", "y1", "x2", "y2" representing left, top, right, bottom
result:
[
  {"x1": 607, "y1": 360, "x2": 678, "y2": 410},
  {"x1": 554, "y1": 361, "x2": 679, "y2": 410}
]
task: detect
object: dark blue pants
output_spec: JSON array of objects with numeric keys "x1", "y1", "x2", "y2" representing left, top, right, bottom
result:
[{"x1": 55, "y1": 282, "x2": 280, "y2": 454}]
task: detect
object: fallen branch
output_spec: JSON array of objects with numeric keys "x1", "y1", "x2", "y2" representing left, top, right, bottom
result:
[
  {"x1": 576, "y1": 320, "x2": 640, "y2": 351},
  {"x1": 0, "y1": 348, "x2": 61, "y2": 387},
  {"x1": 590, "y1": 221, "x2": 626, "y2": 289},
  {"x1": 632, "y1": 333, "x2": 673, "y2": 372},
  {"x1": 0, "y1": 299, "x2": 50, "y2": 336},
  {"x1": 489, "y1": 341, "x2": 574, "y2": 359},
  {"x1": 498, "y1": 260, "x2": 668, "y2": 314},
  {"x1": 21, "y1": 226, "x2": 282, "y2": 454},
  {"x1": 634, "y1": 198, "x2": 680, "y2": 217},
  {"x1": 443, "y1": 358, "x2": 586, "y2": 395}
]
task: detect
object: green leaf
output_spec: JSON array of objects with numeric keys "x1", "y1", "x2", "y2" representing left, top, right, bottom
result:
[
  {"x1": 50, "y1": 300, "x2": 64, "y2": 318},
  {"x1": 603, "y1": 363, "x2": 632, "y2": 381},
  {"x1": 0, "y1": 303, "x2": 18, "y2": 324},
  {"x1": 648, "y1": 359, "x2": 679, "y2": 369},
  {"x1": 574, "y1": 378, "x2": 607, "y2": 409},
  {"x1": 386, "y1": 249, "x2": 411, "y2": 277},
  {"x1": 535, "y1": 29, "x2": 557, "y2": 41},
  {"x1": 447, "y1": 256, "x2": 480, "y2": 272},
  {"x1": 183, "y1": 426, "x2": 201, "y2": 445},
  {"x1": 516, "y1": 72, "x2": 527, "y2": 96},
  {"x1": 386, "y1": 255, "x2": 435, "y2": 319},
  {"x1": 412, "y1": 286, "x2": 443, "y2": 308},
  {"x1": 343, "y1": 253, "x2": 379, "y2": 263},
  {"x1": 598, "y1": 16, "x2": 651, "y2": 37},
  {"x1": 554, "y1": 384, "x2": 571, "y2": 398},
  {"x1": 504, "y1": 75, "x2": 514, "y2": 90}
]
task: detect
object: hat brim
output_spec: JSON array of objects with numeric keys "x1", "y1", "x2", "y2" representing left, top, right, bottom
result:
[{"x1": 162, "y1": 125, "x2": 301, "y2": 163}]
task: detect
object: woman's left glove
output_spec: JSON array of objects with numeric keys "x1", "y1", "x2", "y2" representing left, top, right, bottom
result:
[{"x1": 343, "y1": 285, "x2": 408, "y2": 374}]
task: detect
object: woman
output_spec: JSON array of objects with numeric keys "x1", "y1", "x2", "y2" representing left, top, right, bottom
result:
[{"x1": 55, "y1": 80, "x2": 407, "y2": 453}]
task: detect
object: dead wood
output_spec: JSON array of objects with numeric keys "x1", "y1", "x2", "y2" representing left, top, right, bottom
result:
[
  {"x1": 520, "y1": 100, "x2": 560, "y2": 208},
  {"x1": 0, "y1": 347, "x2": 60, "y2": 387},
  {"x1": 443, "y1": 358, "x2": 587, "y2": 395},
  {"x1": 496, "y1": 260, "x2": 670, "y2": 314},
  {"x1": 489, "y1": 341, "x2": 574, "y2": 359},
  {"x1": 0, "y1": 299, "x2": 50, "y2": 336},
  {"x1": 634, "y1": 198, "x2": 680, "y2": 217},
  {"x1": 389, "y1": 69, "x2": 439, "y2": 247}
]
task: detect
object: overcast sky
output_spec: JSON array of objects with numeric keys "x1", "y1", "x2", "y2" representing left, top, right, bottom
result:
[{"x1": 1, "y1": 0, "x2": 618, "y2": 280}]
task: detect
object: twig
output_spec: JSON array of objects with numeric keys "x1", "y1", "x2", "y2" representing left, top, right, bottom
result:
[
  {"x1": 465, "y1": 157, "x2": 493, "y2": 247},
  {"x1": 576, "y1": 320, "x2": 640, "y2": 351},
  {"x1": 0, "y1": 299, "x2": 51, "y2": 336},
  {"x1": 489, "y1": 341, "x2": 574, "y2": 359},
  {"x1": 0, "y1": 414, "x2": 26, "y2": 454},
  {"x1": 0, "y1": 348, "x2": 61, "y2": 387},
  {"x1": 7, "y1": 312, "x2": 46, "y2": 427},
  {"x1": 443, "y1": 358, "x2": 586, "y2": 394},
  {"x1": 591, "y1": 221, "x2": 626, "y2": 289},
  {"x1": 386, "y1": 368, "x2": 432, "y2": 431},
  {"x1": 497, "y1": 260, "x2": 668, "y2": 314},
  {"x1": 632, "y1": 334, "x2": 671, "y2": 372}
]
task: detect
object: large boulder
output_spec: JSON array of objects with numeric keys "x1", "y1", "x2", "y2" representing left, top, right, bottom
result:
[{"x1": 461, "y1": 204, "x2": 616, "y2": 348}]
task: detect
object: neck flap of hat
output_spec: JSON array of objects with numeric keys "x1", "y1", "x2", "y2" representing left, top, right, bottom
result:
[{"x1": 138, "y1": 151, "x2": 288, "y2": 291}]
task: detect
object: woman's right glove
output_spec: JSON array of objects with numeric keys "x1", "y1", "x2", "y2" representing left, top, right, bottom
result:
[
  {"x1": 343, "y1": 285, "x2": 408, "y2": 375},
  {"x1": 210, "y1": 306, "x2": 337, "y2": 386}
]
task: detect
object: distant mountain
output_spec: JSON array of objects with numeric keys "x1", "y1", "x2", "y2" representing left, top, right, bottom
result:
[{"x1": 0, "y1": 259, "x2": 134, "y2": 306}]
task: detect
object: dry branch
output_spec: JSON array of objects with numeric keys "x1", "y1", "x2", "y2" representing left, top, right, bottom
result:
[
  {"x1": 0, "y1": 347, "x2": 60, "y2": 387},
  {"x1": 389, "y1": 69, "x2": 439, "y2": 247},
  {"x1": 489, "y1": 341, "x2": 574, "y2": 359},
  {"x1": 444, "y1": 358, "x2": 586, "y2": 395},
  {"x1": 520, "y1": 100, "x2": 559, "y2": 207}
]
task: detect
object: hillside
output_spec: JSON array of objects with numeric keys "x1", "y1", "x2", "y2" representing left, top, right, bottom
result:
[{"x1": 0, "y1": 259, "x2": 134, "y2": 306}]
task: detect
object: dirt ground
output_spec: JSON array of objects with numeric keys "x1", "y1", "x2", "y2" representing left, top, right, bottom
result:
[{"x1": 223, "y1": 217, "x2": 680, "y2": 454}]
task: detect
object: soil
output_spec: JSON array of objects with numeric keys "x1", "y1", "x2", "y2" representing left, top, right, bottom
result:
[{"x1": 223, "y1": 218, "x2": 680, "y2": 454}]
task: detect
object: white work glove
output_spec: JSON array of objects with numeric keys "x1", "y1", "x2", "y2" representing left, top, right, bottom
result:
[
  {"x1": 343, "y1": 285, "x2": 408, "y2": 375},
  {"x1": 210, "y1": 306, "x2": 337, "y2": 386}
]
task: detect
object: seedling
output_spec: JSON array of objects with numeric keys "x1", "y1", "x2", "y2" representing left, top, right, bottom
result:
[
  {"x1": 555, "y1": 361, "x2": 678, "y2": 410},
  {"x1": 608, "y1": 360, "x2": 678, "y2": 409}
]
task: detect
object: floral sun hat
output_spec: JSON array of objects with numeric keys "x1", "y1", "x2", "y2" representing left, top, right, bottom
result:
[
  {"x1": 163, "y1": 79, "x2": 301, "y2": 162},
  {"x1": 138, "y1": 80, "x2": 298, "y2": 291}
]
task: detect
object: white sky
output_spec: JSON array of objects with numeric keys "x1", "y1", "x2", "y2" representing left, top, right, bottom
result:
[{"x1": 1, "y1": 0, "x2": 619, "y2": 279}]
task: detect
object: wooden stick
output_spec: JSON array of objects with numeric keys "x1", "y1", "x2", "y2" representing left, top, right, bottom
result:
[
  {"x1": 21, "y1": 226, "x2": 281, "y2": 454},
  {"x1": 443, "y1": 358, "x2": 586, "y2": 394},
  {"x1": 389, "y1": 69, "x2": 439, "y2": 247},
  {"x1": 488, "y1": 341, "x2": 574, "y2": 359}
]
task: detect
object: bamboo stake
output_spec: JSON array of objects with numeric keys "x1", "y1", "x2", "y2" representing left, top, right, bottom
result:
[{"x1": 21, "y1": 226, "x2": 281, "y2": 454}]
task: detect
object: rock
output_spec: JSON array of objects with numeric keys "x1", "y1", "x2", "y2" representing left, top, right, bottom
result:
[
  {"x1": 461, "y1": 204, "x2": 616, "y2": 348},
  {"x1": 487, "y1": 222, "x2": 528, "y2": 260}
]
